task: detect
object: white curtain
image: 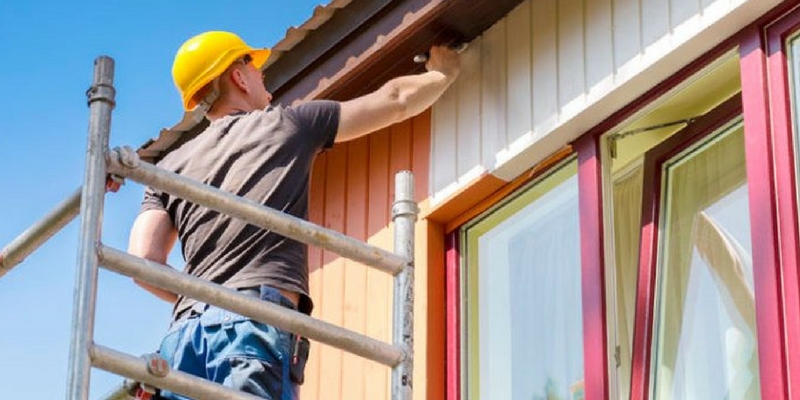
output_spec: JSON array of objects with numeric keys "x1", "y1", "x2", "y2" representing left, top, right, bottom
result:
[
  {"x1": 652, "y1": 123, "x2": 760, "y2": 400},
  {"x1": 611, "y1": 165, "x2": 644, "y2": 400},
  {"x1": 468, "y1": 164, "x2": 585, "y2": 400}
]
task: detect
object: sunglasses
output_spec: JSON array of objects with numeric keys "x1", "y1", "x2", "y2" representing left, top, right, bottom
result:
[
  {"x1": 234, "y1": 53, "x2": 267, "y2": 80},
  {"x1": 237, "y1": 54, "x2": 253, "y2": 66}
]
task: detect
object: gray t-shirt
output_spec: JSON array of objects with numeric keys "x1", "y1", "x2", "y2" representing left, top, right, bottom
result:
[{"x1": 140, "y1": 101, "x2": 340, "y2": 319}]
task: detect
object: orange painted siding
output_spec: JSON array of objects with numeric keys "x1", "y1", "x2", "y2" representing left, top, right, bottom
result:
[
  {"x1": 302, "y1": 110, "x2": 443, "y2": 400},
  {"x1": 424, "y1": 221, "x2": 446, "y2": 400},
  {"x1": 318, "y1": 146, "x2": 346, "y2": 398},
  {"x1": 342, "y1": 139, "x2": 369, "y2": 400},
  {"x1": 365, "y1": 128, "x2": 392, "y2": 400}
]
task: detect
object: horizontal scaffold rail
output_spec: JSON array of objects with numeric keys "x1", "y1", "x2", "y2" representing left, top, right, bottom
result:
[
  {"x1": 91, "y1": 345, "x2": 262, "y2": 400},
  {"x1": 106, "y1": 147, "x2": 407, "y2": 276},
  {"x1": 0, "y1": 188, "x2": 82, "y2": 278},
  {"x1": 98, "y1": 245, "x2": 405, "y2": 367}
]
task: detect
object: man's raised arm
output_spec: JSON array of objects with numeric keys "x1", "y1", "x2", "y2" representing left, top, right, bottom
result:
[{"x1": 335, "y1": 45, "x2": 461, "y2": 143}]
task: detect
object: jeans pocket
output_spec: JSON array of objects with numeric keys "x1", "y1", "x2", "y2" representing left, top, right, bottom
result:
[
  {"x1": 222, "y1": 356, "x2": 283, "y2": 400},
  {"x1": 289, "y1": 336, "x2": 310, "y2": 385},
  {"x1": 158, "y1": 322, "x2": 189, "y2": 368}
]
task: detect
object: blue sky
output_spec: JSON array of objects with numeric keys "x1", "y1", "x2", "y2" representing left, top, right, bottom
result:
[{"x1": 0, "y1": 1, "x2": 321, "y2": 398}]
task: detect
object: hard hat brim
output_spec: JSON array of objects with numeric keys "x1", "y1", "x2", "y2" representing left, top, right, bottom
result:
[{"x1": 251, "y1": 48, "x2": 271, "y2": 70}]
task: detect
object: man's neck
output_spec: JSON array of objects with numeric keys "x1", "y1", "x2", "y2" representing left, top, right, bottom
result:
[{"x1": 206, "y1": 102, "x2": 253, "y2": 121}]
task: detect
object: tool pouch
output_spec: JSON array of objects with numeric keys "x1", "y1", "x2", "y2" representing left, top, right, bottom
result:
[{"x1": 290, "y1": 335, "x2": 310, "y2": 385}]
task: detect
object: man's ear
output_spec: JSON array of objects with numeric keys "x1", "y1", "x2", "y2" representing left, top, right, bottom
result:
[{"x1": 230, "y1": 69, "x2": 248, "y2": 92}]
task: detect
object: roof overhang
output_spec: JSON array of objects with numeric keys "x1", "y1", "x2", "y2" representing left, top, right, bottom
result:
[{"x1": 138, "y1": 0, "x2": 525, "y2": 163}]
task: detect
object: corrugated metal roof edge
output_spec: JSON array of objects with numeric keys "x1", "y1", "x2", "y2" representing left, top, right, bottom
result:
[{"x1": 265, "y1": 0, "x2": 353, "y2": 67}]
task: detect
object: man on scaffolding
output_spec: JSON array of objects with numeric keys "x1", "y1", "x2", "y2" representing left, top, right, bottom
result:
[{"x1": 127, "y1": 31, "x2": 460, "y2": 400}]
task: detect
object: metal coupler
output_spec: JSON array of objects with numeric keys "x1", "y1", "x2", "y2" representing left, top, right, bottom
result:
[{"x1": 126, "y1": 353, "x2": 168, "y2": 400}]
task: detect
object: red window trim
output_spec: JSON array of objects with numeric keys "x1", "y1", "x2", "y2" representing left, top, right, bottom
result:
[
  {"x1": 445, "y1": 232, "x2": 460, "y2": 400},
  {"x1": 764, "y1": 8, "x2": 800, "y2": 392},
  {"x1": 739, "y1": 29, "x2": 791, "y2": 398},
  {"x1": 736, "y1": 5, "x2": 800, "y2": 396},
  {"x1": 575, "y1": 134, "x2": 610, "y2": 400},
  {"x1": 629, "y1": 94, "x2": 743, "y2": 400}
]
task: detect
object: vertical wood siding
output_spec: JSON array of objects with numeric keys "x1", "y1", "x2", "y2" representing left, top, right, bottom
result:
[
  {"x1": 430, "y1": 0, "x2": 778, "y2": 203},
  {"x1": 301, "y1": 111, "x2": 437, "y2": 400}
]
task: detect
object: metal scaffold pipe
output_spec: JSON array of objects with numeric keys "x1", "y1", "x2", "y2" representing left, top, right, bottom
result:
[
  {"x1": 98, "y1": 245, "x2": 406, "y2": 367},
  {"x1": 0, "y1": 188, "x2": 81, "y2": 278},
  {"x1": 391, "y1": 171, "x2": 418, "y2": 400},
  {"x1": 106, "y1": 147, "x2": 407, "y2": 275},
  {"x1": 66, "y1": 56, "x2": 116, "y2": 400},
  {"x1": 90, "y1": 345, "x2": 263, "y2": 400}
]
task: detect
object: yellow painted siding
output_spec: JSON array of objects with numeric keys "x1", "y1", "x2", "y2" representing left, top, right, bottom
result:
[{"x1": 302, "y1": 110, "x2": 442, "y2": 400}]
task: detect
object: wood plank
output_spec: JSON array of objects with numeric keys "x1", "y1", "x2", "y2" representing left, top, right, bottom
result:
[
  {"x1": 641, "y1": 0, "x2": 670, "y2": 50},
  {"x1": 671, "y1": 0, "x2": 701, "y2": 32},
  {"x1": 585, "y1": 0, "x2": 614, "y2": 97},
  {"x1": 318, "y1": 146, "x2": 348, "y2": 400},
  {"x1": 424, "y1": 221, "x2": 447, "y2": 400},
  {"x1": 532, "y1": 0, "x2": 559, "y2": 132},
  {"x1": 558, "y1": 0, "x2": 586, "y2": 115},
  {"x1": 506, "y1": 0, "x2": 533, "y2": 144},
  {"x1": 457, "y1": 36, "x2": 483, "y2": 177},
  {"x1": 480, "y1": 19, "x2": 509, "y2": 168},
  {"x1": 391, "y1": 119, "x2": 414, "y2": 180},
  {"x1": 431, "y1": 72, "x2": 459, "y2": 196},
  {"x1": 410, "y1": 219, "x2": 429, "y2": 400},
  {"x1": 308, "y1": 153, "x2": 328, "y2": 274},
  {"x1": 612, "y1": 0, "x2": 642, "y2": 72},
  {"x1": 700, "y1": 0, "x2": 716, "y2": 9},
  {"x1": 303, "y1": 153, "x2": 327, "y2": 400},
  {"x1": 341, "y1": 139, "x2": 369, "y2": 400},
  {"x1": 365, "y1": 129, "x2": 392, "y2": 400},
  {"x1": 412, "y1": 110, "x2": 432, "y2": 206},
  {"x1": 412, "y1": 111, "x2": 439, "y2": 400}
]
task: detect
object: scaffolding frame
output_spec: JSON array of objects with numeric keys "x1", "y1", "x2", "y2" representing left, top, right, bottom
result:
[{"x1": 1, "y1": 56, "x2": 417, "y2": 400}]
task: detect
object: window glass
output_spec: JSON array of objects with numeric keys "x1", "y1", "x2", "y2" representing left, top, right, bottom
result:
[
  {"x1": 462, "y1": 160, "x2": 584, "y2": 400},
  {"x1": 788, "y1": 34, "x2": 800, "y2": 213},
  {"x1": 651, "y1": 120, "x2": 760, "y2": 399}
]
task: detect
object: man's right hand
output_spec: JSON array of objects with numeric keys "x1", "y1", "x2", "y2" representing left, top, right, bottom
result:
[{"x1": 425, "y1": 45, "x2": 462, "y2": 80}]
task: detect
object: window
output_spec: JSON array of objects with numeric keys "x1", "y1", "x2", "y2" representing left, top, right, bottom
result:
[
  {"x1": 647, "y1": 118, "x2": 760, "y2": 399},
  {"x1": 460, "y1": 160, "x2": 584, "y2": 400},
  {"x1": 604, "y1": 54, "x2": 742, "y2": 400}
]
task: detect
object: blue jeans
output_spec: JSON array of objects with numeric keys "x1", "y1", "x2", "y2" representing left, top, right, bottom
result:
[{"x1": 157, "y1": 286, "x2": 299, "y2": 400}]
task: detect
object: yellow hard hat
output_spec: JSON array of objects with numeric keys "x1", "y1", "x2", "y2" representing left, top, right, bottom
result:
[{"x1": 172, "y1": 31, "x2": 271, "y2": 111}]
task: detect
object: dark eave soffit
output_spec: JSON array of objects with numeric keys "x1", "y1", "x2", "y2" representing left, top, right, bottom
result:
[
  {"x1": 138, "y1": 0, "x2": 525, "y2": 163},
  {"x1": 266, "y1": 0, "x2": 525, "y2": 104}
]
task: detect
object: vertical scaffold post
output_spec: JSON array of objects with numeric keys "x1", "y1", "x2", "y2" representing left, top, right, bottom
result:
[
  {"x1": 66, "y1": 56, "x2": 116, "y2": 400},
  {"x1": 391, "y1": 171, "x2": 418, "y2": 400}
]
